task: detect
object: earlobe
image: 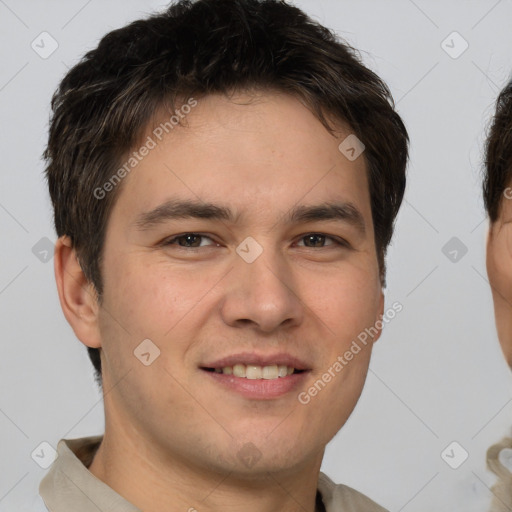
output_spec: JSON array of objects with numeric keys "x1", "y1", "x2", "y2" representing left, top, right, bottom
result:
[{"x1": 54, "y1": 235, "x2": 102, "y2": 349}]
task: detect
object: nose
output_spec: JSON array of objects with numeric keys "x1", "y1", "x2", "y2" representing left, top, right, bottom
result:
[{"x1": 220, "y1": 244, "x2": 304, "y2": 333}]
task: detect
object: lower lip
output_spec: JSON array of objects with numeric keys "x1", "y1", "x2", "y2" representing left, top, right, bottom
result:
[{"x1": 201, "y1": 369, "x2": 309, "y2": 399}]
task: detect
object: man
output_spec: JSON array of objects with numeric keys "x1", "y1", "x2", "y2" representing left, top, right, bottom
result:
[
  {"x1": 484, "y1": 78, "x2": 512, "y2": 511},
  {"x1": 39, "y1": 0, "x2": 408, "y2": 510}
]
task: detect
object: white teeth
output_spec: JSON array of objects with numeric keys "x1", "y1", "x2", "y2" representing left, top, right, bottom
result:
[
  {"x1": 213, "y1": 364, "x2": 298, "y2": 380},
  {"x1": 233, "y1": 364, "x2": 246, "y2": 378},
  {"x1": 246, "y1": 365, "x2": 262, "y2": 379},
  {"x1": 278, "y1": 365, "x2": 288, "y2": 378},
  {"x1": 262, "y1": 365, "x2": 278, "y2": 379}
]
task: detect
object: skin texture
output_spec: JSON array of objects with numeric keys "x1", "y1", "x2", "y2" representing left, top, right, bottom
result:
[
  {"x1": 54, "y1": 91, "x2": 385, "y2": 512},
  {"x1": 487, "y1": 192, "x2": 512, "y2": 368}
]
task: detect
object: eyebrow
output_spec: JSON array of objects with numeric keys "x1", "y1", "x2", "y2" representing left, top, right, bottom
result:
[{"x1": 133, "y1": 198, "x2": 366, "y2": 235}]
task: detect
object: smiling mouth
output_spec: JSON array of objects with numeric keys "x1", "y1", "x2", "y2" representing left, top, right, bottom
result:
[{"x1": 201, "y1": 364, "x2": 306, "y2": 380}]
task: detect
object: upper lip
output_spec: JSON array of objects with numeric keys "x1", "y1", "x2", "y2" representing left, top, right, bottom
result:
[{"x1": 201, "y1": 352, "x2": 310, "y2": 371}]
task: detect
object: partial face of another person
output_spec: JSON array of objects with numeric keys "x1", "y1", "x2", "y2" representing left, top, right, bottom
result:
[
  {"x1": 487, "y1": 190, "x2": 512, "y2": 368},
  {"x1": 80, "y1": 91, "x2": 384, "y2": 476}
]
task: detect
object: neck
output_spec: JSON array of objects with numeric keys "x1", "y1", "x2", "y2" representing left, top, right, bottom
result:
[{"x1": 88, "y1": 414, "x2": 324, "y2": 512}]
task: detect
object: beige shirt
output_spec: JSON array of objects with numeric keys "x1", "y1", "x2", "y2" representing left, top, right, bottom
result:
[
  {"x1": 38, "y1": 436, "x2": 388, "y2": 512},
  {"x1": 486, "y1": 434, "x2": 512, "y2": 512}
]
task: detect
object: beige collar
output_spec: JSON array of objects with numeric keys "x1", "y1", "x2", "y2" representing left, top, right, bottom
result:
[{"x1": 40, "y1": 436, "x2": 386, "y2": 512}]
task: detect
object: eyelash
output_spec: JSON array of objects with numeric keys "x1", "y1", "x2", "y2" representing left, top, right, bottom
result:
[{"x1": 162, "y1": 233, "x2": 350, "y2": 249}]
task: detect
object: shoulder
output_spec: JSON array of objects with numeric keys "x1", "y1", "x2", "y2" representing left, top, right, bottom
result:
[
  {"x1": 318, "y1": 472, "x2": 389, "y2": 512},
  {"x1": 486, "y1": 434, "x2": 512, "y2": 512}
]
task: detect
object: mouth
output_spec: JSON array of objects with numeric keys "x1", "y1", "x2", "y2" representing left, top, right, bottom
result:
[
  {"x1": 199, "y1": 353, "x2": 311, "y2": 400},
  {"x1": 200, "y1": 364, "x2": 306, "y2": 380}
]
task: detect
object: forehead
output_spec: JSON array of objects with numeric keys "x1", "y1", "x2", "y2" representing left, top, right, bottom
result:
[{"x1": 111, "y1": 91, "x2": 372, "y2": 227}]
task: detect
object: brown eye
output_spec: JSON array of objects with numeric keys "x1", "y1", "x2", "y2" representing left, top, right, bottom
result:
[
  {"x1": 164, "y1": 233, "x2": 216, "y2": 248},
  {"x1": 303, "y1": 234, "x2": 327, "y2": 247},
  {"x1": 297, "y1": 233, "x2": 348, "y2": 248}
]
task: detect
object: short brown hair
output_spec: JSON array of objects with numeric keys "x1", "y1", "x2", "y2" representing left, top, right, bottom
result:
[
  {"x1": 44, "y1": 0, "x2": 409, "y2": 387},
  {"x1": 483, "y1": 79, "x2": 512, "y2": 221}
]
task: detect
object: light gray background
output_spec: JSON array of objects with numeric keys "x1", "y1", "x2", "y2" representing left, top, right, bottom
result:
[{"x1": 1, "y1": 1, "x2": 512, "y2": 511}]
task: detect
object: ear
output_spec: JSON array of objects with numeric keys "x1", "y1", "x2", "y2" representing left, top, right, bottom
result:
[
  {"x1": 372, "y1": 289, "x2": 385, "y2": 344},
  {"x1": 485, "y1": 221, "x2": 512, "y2": 367},
  {"x1": 54, "y1": 236, "x2": 102, "y2": 349},
  {"x1": 486, "y1": 220, "x2": 509, "y2": 287}
]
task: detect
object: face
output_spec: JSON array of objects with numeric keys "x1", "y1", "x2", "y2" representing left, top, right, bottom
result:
[
  {"x1": 487, "y1": 191, "x2": 512, "y2": 368},
  {"x1": 93, "y1": 91, "x2": 384, "y2": 477}
]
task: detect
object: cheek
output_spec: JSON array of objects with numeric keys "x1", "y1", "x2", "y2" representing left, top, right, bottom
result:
[
  {"x1": 295, "y1": 272, "x2": 380, "y2": 401},
  {"x1": 488, "y1": 229, "x2": 512, "y2": 299},
  {"x1": 104, "y1": 257, "x2": 218, "y2": 337},
  {"x1": 309, "y1": 266, "x2": 381, "y2": 337}
]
